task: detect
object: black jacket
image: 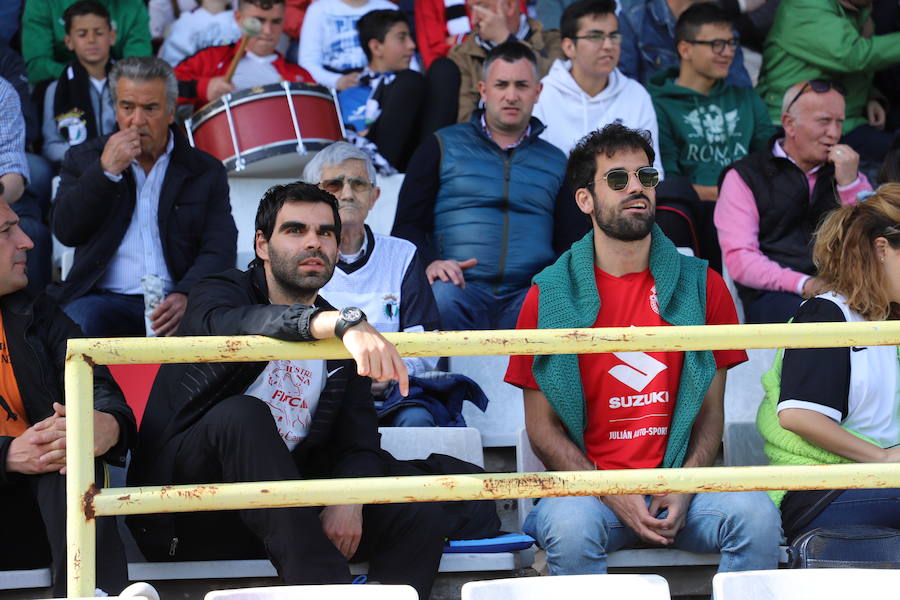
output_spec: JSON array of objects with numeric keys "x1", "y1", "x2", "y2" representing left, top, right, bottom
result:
[
  {"x1": 127, "y1": 264, "x2": 384, "y2": 489},
  {"x1": 0, "y1": 290, "x2": 136, "y2": 485},
  {"x1": 50, "y1": 127, "x2": 237, "y2": 304}
]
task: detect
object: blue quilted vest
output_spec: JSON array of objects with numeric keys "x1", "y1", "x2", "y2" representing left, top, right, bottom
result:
[{"x1": 433, "y1": 114, "x2": 567, "y2": 293}]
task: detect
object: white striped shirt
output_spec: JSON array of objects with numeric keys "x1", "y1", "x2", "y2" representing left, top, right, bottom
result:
[{"x1": 99, "y1": 133, "x2": 175, "y2": 295}]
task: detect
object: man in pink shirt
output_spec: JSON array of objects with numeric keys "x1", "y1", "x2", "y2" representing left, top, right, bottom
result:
[{"x1": 714, "y1": 79, "x2": 871, "y2": 324}]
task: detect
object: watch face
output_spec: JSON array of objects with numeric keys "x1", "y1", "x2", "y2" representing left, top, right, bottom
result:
[{"x1": 341, "y1": 307, "x2": 363, "y2": 322}]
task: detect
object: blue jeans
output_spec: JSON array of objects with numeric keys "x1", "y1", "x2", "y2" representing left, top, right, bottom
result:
[
  {"x1": 431, "y1": 281, "x2": 528, "y2": 331},
  {"x1": 387, "y1": 406, "x2": 436, "y2": 427},
  {"x1": 523, "y1": 493, "x2": 782, "y2": 574},
  {"x1": 63, "y1": 292, "x2": 145, "y2": 337},
  {"x1": 799, "y1": 488, "x2": 900, "y2": 536}
]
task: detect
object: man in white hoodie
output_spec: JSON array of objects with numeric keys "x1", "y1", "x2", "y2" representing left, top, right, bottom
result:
[{"x1": 533, "y1": 0, "x2": 663, "y2": 177}]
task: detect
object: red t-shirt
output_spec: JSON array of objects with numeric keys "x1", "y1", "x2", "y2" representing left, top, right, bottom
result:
[{"x1": 505, "y1": 266, "x2": 746, "y2": 470}]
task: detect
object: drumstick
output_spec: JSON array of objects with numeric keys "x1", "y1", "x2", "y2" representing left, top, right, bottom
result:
[{"x1": 223, "y1": 17, "x2": 262, "y2": 84}]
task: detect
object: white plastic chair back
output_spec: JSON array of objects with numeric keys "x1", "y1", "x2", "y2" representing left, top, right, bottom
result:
[
  {"x1": 41, "y1": 581, "x2": 159, "y2": 599},
  {"x1": 204, "y1": 584, "x2": 418, "y2": 599},
  {"x1": 712, "y1": 568, "x2": 900, "y2": 600},
  {"x1": 462, "y1": 573, "x2": 670, "y2": 600},
  {"x1": 378, "y1": 426, "x2": 484, "y2": 467},
  {"x1": 514, "y1": 427, "x2": 546, "y2": 529},
  {"x1": 450, "y1": 355, "x2": 524, "y2": 447}
]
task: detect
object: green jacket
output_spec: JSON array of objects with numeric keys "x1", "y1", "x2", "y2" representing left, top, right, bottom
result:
[
  {"x1": 22, "y1": 0, "x2": 152, "y2": 84},
  {"x1": 756, "y1": 0, "x2": 900, "y2": 133},
  {"x1": 647, "y1": 67, "x2": 774, "y2": 187}
]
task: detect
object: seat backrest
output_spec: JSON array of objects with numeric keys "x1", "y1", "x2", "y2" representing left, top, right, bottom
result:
[
  {"x1": 462, "y1": 573, "x2": 671, "y2": 600},
  {"x1": 712, "y1": 568, "x2": 900, "y2": 600},
  {"x1": 205, "y1": 584, "x2": 418, "y2": 599},
  {"x1": 378, "y1": 426, "x2": 484, "y2": 468},
  {"x1": 515, "y1": 427, "x2": 546, "y2": 529},
  {"x1": 450, "y1": 355, "x2": 524, "y2": 447}
]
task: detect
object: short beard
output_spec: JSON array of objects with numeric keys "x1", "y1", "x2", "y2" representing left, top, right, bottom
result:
[
  {"x1": 594, "y1": 192, "x2": 655, "y2": 242},
  {"x1": 268, "y1": 247, "x2": 336, "y2": 303}
]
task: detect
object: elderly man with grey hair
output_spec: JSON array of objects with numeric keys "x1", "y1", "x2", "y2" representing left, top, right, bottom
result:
[
  {"x1": 52, "y1": 55, "x2": 237, "y2": 337},
  {"x1": 305, "y1": 142, "x2": 440, "y2": 426}
]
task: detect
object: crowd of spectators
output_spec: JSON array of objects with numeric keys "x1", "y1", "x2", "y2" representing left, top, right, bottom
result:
[{"x1": 2, "y1": 0, "x2": 900, "y2": 596}]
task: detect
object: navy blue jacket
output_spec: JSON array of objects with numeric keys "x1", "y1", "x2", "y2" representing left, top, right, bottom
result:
[{"x1": 51, "y1": 127, "x2": 237, "y2": 304}]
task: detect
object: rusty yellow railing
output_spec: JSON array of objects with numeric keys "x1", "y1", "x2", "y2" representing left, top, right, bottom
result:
[{"x1": 66, "y1": 322, "x2": 900, "y2": 596}]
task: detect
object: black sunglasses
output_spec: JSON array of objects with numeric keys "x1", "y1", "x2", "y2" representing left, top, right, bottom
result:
[
  {"x1": 590, "y1": 167, "x2": 660, "y2": 192},
  {"x1": 684, "y1": 38, "x2": 738, "y2": 54},
  {"x1": 785, "y1": 79, "x2": 847, "y2": 114}
]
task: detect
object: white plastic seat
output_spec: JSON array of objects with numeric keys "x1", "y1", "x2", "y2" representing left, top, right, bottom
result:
[
  {"x1": 38, "y1": 581, "x2": 159, "y2": 599},
  {"x1": 378, "y1": 426, "x2": 483, "y2": 467},
  {"x1": 462, "y1": 573, "x2": 671, "y2": 600},
  {"x1": 712, "y1": 568, "x2": 900, "y2": 600},
  {"x1": 0, "y1": 567, "x2": 52, "y2": 590},
  {"x1": 204, "y1": 584, "x2": 418, "y2": 599}
]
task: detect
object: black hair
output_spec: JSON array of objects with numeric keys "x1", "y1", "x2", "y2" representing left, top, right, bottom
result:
[
  {"x1": 63, "y1": 0, "x2": 111, "y2": 33},
  {"x1": 559, "y1": 0, "x2": 616, "y2": 41},
  {"x1": 566, "y1": 123, "x2": 656, "y2": 190},
  {"x1": 357, "y1": 10, "x2": 409, "y2": 62},
  {"x1": 481, "y1": 40, "x2": 539, "y2": 81},
  {"x1": 238, "y1": 0, "x2": 286, "y2": 9},
  {"x1": 674, "y1": 2, "x2": 732, "y2": 46},
  {"x1": 879, "y1": 134, "x2": 900, "y2": 185},
  {"x1": 254, "y1": 182, "x2": 342, "y2": 262}
]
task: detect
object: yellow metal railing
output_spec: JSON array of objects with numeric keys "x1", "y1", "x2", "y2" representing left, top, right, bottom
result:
[{"x1": 65, "y1": 322, "x2": 900, "y2": 596}]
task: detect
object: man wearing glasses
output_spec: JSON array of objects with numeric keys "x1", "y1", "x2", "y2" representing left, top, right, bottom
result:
[
  {"x1": 715, "y1": 79, "x2": 872, "y2": 324},
  {"x1": 505, "y1": 123, "x2": 781, "y2": 575},
  {"x1": 533, "y1": 0, "x2": 664, "y2": 175},
  {"x1": 305, "y1": 142, "x2": 441, "y2": 426}
]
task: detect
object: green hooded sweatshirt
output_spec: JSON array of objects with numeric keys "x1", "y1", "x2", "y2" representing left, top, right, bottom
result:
[
  {"x1": 648, "y1": 67, "x2": 775, "y2": 187},
  {"x1": 756, "y1": 0, "x2": 900, "y2": 134}
]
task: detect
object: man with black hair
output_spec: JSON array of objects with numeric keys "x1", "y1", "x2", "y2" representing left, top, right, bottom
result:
[
  {"x1": 127, "y1": 181, "x2": 446, "y2": 598},
  {"x1": 648, "y1": 2, "x2": 772, "y2": 202},
  {"x1": 174, "y1": 0, "x2": 314, "y2": 110},
  {"x1": 42, "y1": 1, "x2": 118, "y2": 165},
  {"x1": 533, "y1": 0, "x2": 663, "y2": 169},
  {"x1": 338, "y1": 9, "x2": 426, "y2": 171},
  {"x1": 393, "y1": 40, "x2": 577, "y2": 331},
  {"x1": 0, "y1": 196, "x2": 136, "y2": 596},
  {"x1": 505, "y1": 122, "x2": 781, "y2": 575}
]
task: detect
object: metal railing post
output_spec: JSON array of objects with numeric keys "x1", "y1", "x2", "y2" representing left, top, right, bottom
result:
[{"x1": 65, "y1": 350, "x2": 96, "y2": 597}]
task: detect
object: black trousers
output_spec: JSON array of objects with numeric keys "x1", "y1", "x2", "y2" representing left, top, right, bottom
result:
[
  {"x1": 0, "y1": 464, "x2": 129, "y2": 596},
  {"x1": 159, "y1": 395, "x2": 445, "y2": 599}
]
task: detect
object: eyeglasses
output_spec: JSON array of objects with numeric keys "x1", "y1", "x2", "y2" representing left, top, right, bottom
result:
[
  {"x1": 683, "y1": 38, "x2": 739, "y2": 55},
  {"x1": 320, "y1": 176, "x2": 372, "y2": 194},
  {"x1": 785, "y1": 79, "x2": 848, "y2": 114},
  {"x1": 571, "y1": 31, "x2": 623, "y2": 45},
  {"x1": 590, "y1": 167, "x2": 660, "y2": 191}
]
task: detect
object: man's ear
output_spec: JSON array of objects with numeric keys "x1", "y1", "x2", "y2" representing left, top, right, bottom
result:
[
  {"x1": 64, "y1": 34, "x2": 75, "y2": 52},
  {"x1": 477, "y1": 79, "x2": 487, "y2": 103},
  {"x1": 574, "y1": 187, "x2": 595, "y2": 217},
  {"x1": 255, "y1": 230, "x2": 270, "y2": 263},
  {"x1": 368, "y1": 38, "x2": 382, "y2": 60},
  {"x1": 676, "y1": 39, "x2": 690, "y2": 62},
  {"x1": 781, "y1": 112, "x2": 795, "y2": 137},
  {"x1": 561, "y1": 37, "x2": 576, "y2": 60}
]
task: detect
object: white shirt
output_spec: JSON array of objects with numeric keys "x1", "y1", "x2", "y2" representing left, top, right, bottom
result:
[
  {"x1": 233, "y1": 51, "x2": 282, "y2": 90},
  {"x1": 100, "y1": 133, "x2": 175, "y2": 295},
  {"x1": 245, "y1": 359, "x2": 326, "y2": 450}
]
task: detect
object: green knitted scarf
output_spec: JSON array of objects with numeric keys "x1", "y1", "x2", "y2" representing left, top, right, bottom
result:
[
  {"x1": 532, "y1": 225, "x2": 716, "y2": 468},
  {"x1": 757, "y1": 347, "x2": 878, "y2": 507}
]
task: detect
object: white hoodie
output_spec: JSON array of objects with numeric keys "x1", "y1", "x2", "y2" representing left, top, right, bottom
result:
[{"x1": 533, "y1": 59, "x2": 664, "y2": 177}]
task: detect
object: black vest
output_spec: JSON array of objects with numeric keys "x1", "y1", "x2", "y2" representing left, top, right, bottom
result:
[{"x1": 720, "y1": 148, "x2": 840, "y2": 303}]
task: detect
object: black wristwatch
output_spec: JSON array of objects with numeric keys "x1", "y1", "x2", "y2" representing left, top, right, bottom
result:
[{"x1": 334, "y1": 307, "x2": 367, "y2": 339}]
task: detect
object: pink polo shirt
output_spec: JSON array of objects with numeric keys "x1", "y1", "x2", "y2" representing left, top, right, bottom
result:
[{"x1": 714, "y1": 140, "x2": 871, "y2": 294}]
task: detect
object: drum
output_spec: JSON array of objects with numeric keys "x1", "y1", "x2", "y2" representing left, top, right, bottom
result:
[{"x1": 187, "y1": 81, "x2": 345, "y2": 178}]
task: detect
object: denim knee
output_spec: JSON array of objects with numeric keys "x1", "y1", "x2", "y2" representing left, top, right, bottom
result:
[
  {"x1": 524, "y1": 496, "x2": 612, "y2": 575},
  {"x1": 389, "y1": 406, "x2": 436, "y2": 427}
]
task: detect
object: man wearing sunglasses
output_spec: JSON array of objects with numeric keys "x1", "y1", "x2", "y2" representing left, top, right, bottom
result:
[
  {"x1": 505, "y1": 122, "x2": 780, "y2": 575},
  {"x1": 305, "y1": 142, "x2": 441, "y2": 426},
  {"x1": 756, "y1": 0, "x2": 900, "y2": 177},
  {"x1": 715, "y1": 80, "x2": 872, "y2": 324}
]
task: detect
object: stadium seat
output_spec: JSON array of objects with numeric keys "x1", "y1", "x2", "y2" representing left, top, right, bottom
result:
[
  {"x1": 204, "y1": 584, "x2": 417, "y2": 599},
  {"x1": 712, "y1": 568, "x2": 900, "y2": 600},
  {"x1": 461, "y1": 573, "x2": 671, "y2": 600}
]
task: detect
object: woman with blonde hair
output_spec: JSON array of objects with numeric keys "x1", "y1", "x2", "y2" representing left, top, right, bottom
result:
[{"x1": 758, "y1": 183, "x2": 900, "y2": 542}]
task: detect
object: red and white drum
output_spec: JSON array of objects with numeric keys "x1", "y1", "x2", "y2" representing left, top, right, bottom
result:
[{"x1": 187, "y1": 81, "x2": 345, "y2": 178}]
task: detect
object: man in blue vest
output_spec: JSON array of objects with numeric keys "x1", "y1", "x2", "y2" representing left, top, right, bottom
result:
[
  {"x1": 505, "y1": 123, "x2": 781, "y2": 574},
  {"x1": 392, "y1": 40, "x2": 582, "y2": 331}
]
